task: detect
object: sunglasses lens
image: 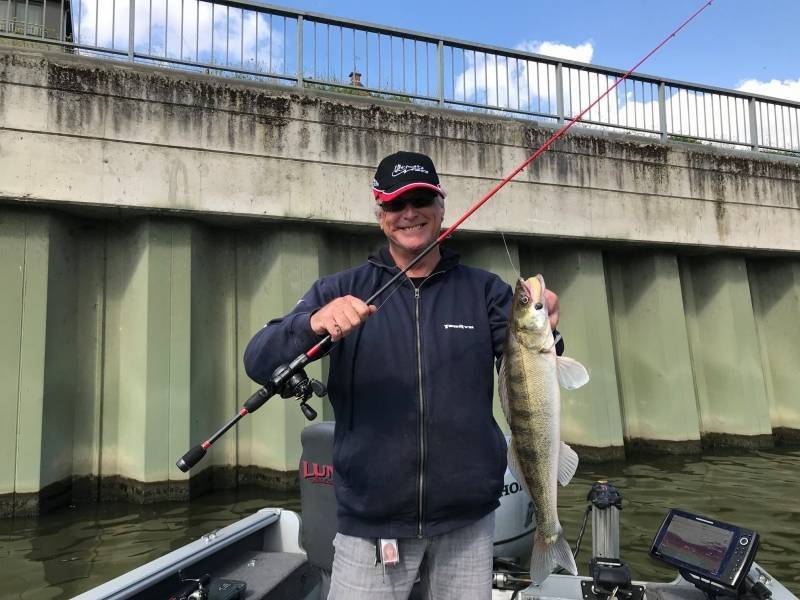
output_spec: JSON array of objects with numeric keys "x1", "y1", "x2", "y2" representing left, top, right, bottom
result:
[
  {"x1": 410, "y1": 196, "x2": 436, "y2": 208},
  {"x1": 381, "y1": 194, "x2": 436, "y2": 212},
  {"x1": 381, "y1": 201, "x2": 404, "y2": 212}
]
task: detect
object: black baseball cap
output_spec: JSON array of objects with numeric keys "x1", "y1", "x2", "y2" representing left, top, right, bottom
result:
[{"x1": 372, "y1": 151, "x2": 447, "y2": 203}]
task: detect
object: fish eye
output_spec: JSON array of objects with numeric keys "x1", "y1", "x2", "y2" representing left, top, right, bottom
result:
[
  {"x1": 519, "y1": 294, "x2": 529, "y2": 305},
  {"x1": 534, "y1": 302, "x2": 543, "y2": 310}
]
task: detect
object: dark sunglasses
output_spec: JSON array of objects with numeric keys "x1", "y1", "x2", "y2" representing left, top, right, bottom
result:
[{"x1": 380, "y1": 195, "x2": 437, "y2": 213}]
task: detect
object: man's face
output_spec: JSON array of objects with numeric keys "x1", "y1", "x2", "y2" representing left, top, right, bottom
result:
[{"x1": 378, "y1": 190, "x2": 445, "y2": 256}]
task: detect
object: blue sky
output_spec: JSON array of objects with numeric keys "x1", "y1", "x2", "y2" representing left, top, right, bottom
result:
[{"x1": 263, "y1": 0, "x2": 800, "y2": 101}]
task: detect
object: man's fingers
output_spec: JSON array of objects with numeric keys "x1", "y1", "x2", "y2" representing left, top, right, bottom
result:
[
  {"x1": 310, "y1": 296, "x2": 376, "y2": 339},
  {"x1": 341, "y1": 302, "x2": 364, "y2": 328},
  {"x1": 544, "y1": 289, "x2": 560, "y2": 329},
  {"x1": 345, "y1": 296, "x2": 374, "y2": 321}
]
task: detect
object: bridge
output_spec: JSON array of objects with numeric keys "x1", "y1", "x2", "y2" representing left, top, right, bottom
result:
[{"x1": 1, "y1": 2, "x2": 799, "y2": 516}]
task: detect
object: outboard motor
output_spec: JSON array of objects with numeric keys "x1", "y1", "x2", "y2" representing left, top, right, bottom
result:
[{"x1": 299, "y1": 424, "x2": 535, "y2": 594}]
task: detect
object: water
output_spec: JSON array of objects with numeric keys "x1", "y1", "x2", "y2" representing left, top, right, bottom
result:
[{"x1": 2, "y1": 449, "x2": 799, "y2": 599}]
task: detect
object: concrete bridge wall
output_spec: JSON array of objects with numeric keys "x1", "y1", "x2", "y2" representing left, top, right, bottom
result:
[{"x1": 1, "y1": 48, "x2": 799, "y2": 514}]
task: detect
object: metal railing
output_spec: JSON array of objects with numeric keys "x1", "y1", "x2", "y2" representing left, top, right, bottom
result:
[{"x1": 2, "y1": 0, "x2": 798, "y2": 157}]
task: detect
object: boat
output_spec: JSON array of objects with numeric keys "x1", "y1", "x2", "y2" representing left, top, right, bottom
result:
[{"x1": 76, "y1": 423, "x2": 798, "y2": 600}]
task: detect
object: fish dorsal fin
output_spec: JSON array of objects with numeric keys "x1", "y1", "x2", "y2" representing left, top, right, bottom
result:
[
  {"x1": 556, "y1": 356, "x2": 590, "y2": 390},
  {"x1": 507, "y1": 438, "x2": 533, "y2": 498},
  {"x1": 558, "y1": 441, "x2": 579, "y2": 486}
]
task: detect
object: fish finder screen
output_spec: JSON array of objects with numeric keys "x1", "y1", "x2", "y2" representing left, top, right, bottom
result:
[{"x1": 659, "y1": 515, "x2": 734, "y2": 573}]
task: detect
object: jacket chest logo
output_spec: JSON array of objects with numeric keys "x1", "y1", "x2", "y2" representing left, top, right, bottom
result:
[{"x1": 443, "y1": 323, "x2": 475, "y2": 330}]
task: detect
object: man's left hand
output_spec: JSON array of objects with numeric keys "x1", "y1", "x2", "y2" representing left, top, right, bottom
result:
[{"x1": 545, "y1": 289, "x2": 559, "y2": 331}]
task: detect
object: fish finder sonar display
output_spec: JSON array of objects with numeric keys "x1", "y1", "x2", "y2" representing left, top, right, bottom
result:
[{"x1": 660, "y1": 515, "x2": 733, "y2": 572}]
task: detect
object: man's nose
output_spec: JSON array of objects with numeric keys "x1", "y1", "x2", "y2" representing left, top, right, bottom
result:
[{"x1": 400, "y1": 202, "x2": 419, "y2": 217}]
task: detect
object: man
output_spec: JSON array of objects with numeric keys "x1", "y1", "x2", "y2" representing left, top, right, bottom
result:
[{"x1": 243, "y1": 151, "x2": 560, "y2": 599}]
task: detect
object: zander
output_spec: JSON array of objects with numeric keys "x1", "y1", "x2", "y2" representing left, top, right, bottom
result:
[{"x1": 499, "y1": 274, "x2": 590, "y2": 584}]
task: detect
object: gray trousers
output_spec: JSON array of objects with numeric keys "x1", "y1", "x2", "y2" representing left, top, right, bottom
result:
[{"x1": 327, "y1": 512, "x2": 495, "y2": 600}]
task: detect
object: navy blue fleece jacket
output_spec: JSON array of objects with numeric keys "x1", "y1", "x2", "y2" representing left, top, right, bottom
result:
[{"x1": 244, "y1": 246, "x2": 514, "y2": 539}]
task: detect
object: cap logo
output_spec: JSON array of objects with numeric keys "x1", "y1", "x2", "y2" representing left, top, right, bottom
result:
[{"x1": 392, "y1": 164, "x2": 429, "y2": 177}]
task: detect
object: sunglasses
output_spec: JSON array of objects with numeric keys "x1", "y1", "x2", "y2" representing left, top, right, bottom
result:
[{"x1": 380, "y1": 195, "x2": 437, "y2": 213}]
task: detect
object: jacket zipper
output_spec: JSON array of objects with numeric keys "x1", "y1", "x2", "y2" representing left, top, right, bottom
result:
[
  {"x1": 412, "y1": 270, "x2": 445, "y2": 538},
  {"x1": 414, "y1": 285, "x2": 425, "y2": 538}
]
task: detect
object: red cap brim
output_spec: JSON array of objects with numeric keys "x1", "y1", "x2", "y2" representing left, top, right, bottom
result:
[{"x1": 372, "y1": 182, "x2": 446, "y2": 203}]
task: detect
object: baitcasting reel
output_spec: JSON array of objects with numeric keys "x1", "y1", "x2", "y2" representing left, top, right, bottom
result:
[{"x1": 271, "y1": 363, "x2": 327, "y2": 420}]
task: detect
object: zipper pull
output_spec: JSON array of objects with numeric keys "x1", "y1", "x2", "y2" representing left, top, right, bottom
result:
[{"x1": 414, "y1": 288, "x2": 420, "y2": 299}]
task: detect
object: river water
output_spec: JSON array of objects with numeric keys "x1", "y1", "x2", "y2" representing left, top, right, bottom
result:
[{"x1": 2, "y1": 448, "x2": 799, "y2": 598}]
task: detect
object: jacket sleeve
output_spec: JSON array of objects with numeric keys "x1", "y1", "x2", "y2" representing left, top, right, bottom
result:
[
  {"x1": 243, "y1": 277, "x2": 339, "y2": 385},
  {"x1": 487, "y1": 275, "x2": 513, "y2": 372}
]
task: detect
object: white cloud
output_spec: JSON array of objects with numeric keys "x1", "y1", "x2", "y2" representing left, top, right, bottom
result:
[
  {"x1": 452, "y1": 40, "x2": 595, "y2": 112},
  {"x1": 517, "y1": 40, "x2": 594, "y2": 64},
  {"x1": 736, "y1": 78, "x2": 800, "y2": 103},
  {"x1": 76, "y1": 0, "x2": 286, "y2": 73}
]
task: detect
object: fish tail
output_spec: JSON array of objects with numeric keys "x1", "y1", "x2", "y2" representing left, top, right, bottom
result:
[{"x1": 529, "y1": 529, "x2": 578, "y2": 585}]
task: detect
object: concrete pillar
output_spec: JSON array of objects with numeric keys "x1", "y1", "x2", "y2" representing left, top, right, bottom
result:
[
  {"x1": 0, "y1": 211, "x2": 49, "y2": 514},
  {"x1": 522, "y1": 246, "x2": 624, "y2": 460},
  {"x1": 189, "y1": 226, "x2": 239, "y2": 487},
  {"x1": 680, "y1": 256, "x2": 772, "y2": 447},
  {"x1": 236, "y1": 226, "x2": 324, "y2": 488},
  {"x1": 748, "y1": 259, "x2": 800, "y2": 443},
  {"x1": 605, "y1": 251, "x2": 701, "y2": 452},
  {"x1": 71, "y1": 224, "x2": 108, "y2": 500},
  {"x1": 101, "y1": 219, "x2": 192, "y2": 500},
  {"x1": 39, "y1": 217, "x2": 79, "y2": 508}
]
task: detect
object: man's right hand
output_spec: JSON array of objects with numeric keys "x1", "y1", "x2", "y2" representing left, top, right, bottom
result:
[{"x1": 309, "y1": 296, "x2": 377, "y2": 342}]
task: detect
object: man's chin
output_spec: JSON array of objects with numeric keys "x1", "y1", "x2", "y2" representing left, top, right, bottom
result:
[{"x1": 395, "y1": 238, "x2": 431, "y2": 254}]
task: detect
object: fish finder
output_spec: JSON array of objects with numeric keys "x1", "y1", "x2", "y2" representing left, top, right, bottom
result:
[{"x1": 650, "y1": 509, "x2": 759, "y2": 596}]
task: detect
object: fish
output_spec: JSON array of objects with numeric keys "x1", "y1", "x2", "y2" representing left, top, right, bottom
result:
[{"x1": 498, "y1": 274, "x2": 590, "y2": 585}]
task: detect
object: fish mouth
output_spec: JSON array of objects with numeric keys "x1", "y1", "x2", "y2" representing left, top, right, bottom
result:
[{"x1": 523, "y1": 275, "x2": 545, "y2": 305}]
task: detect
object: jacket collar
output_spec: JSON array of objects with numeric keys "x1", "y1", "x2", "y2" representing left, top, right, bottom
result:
[{"x1": 369, "y1": 244, "x2": 460, "y2": 275}]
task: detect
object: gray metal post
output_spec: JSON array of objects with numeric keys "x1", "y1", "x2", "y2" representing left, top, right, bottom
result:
[
  {"x1": 296, "y1": 15, "x2": 304, "y2": 87},
  {"x1": 556, "y1": 62, "x2": 564, "y2": 124},
  {"x1": 437, "y1": 40, "x2": 444, "y2": 106},
  {"x1": 659, "y1": 82, "x2": 668, "y2": 142},
  {"x1": 592, "y1": 505, "x2": 621, "y2": 559},
  {"x1": 749, "y1": 97, "x2": 759, "y2": 151},
  {"x1": 128, "y1": 0, "x2": 135, "y2": 61}
]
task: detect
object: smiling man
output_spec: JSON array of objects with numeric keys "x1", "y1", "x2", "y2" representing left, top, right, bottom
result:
[{"x1": 243, "y1": 151, "x2": 561, "y2": 599}]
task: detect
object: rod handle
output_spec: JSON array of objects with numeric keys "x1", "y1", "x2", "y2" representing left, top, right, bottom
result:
[
  {"x1": 176, "y1": 444, "x2": 207, "y2": 472},
  {"x1": 243, "y1": 386, "x2": 272, "y2": 413}
]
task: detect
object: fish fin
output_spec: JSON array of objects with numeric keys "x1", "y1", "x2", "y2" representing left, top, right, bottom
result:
[
  {"x1": 506, "y1": 439, "x2": 533, "y2": 498},
  {"x1": 557, "y1": 442, "x2": 579, "y2": 486},
  {"x1": 556, "y1": 356, "x2": 590, "y2": 390},
  {"x1": 498, "y1": 358, "x2": 511, "y2": 417},
  {"x1": 530, "y1": 529, "x2": 578, "y2": 585}
]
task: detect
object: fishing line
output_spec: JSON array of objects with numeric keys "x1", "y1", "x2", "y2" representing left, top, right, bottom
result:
[
  {"x1": 177, "y1": 0, "x2": 716, "y2": 471},
  {"x1": 500, "y1": 232, "x2": 521, "y2": 277}
]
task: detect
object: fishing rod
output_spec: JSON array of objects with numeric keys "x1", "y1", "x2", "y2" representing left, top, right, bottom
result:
[{"x1": 176, "y1": 0, "x2": 714, "y2": 473}]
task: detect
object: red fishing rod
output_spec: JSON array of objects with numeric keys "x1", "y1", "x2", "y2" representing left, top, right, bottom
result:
[{"x1": 177, "y1": 0, "x2": 714, "y2": 472}]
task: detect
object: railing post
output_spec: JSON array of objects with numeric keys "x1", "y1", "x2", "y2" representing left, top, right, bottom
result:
[
  {"x1": 296, "y1": 15, "x2": 304, "y2": 88},
  {"x1": 658, "y1": 82, "x2": 667, "y2": 142},
  {"x1": 556, "y1": 62, "x2": 564, "y2": 124},
  {"x1": 437, "y1": 40, "x2": 444, "y2": 106},
  {"x1": 128, "y1": 0, "x2": 135, "y2": 61},
  {"x1": 748, "y1": 97, "x2": 759, "y2": 152}
]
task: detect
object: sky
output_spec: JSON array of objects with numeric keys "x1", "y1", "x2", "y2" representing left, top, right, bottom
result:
[{"x1": 262, "y1": 0, "x2": 800, "y2": 102}]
